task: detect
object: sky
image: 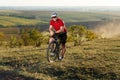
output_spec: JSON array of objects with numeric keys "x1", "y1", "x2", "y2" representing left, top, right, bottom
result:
[{"x1": 0, "y1": 0, "x2": 120, "y2": 6}]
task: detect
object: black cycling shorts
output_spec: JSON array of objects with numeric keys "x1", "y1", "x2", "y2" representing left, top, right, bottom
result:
[
  {"x1": 58, "y1": 33, "x2": 67, "y2": 45},
  {"x1": 52, "y1": 33, "x2": 67, "y2": 45}
]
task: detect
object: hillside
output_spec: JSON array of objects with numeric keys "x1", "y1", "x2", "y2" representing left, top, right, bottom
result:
[
  {"x1": 0, "y1": 37, "x2": 120, "y2": 80},
  {"x1": 0, "y1": 16, "x2": 47, "y2": 27},
  {"x1": 0, "y1": 10, "x2": 120, "y2": 28}
]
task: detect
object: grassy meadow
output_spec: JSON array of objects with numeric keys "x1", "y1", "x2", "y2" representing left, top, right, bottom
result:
[{"x1": 0, "y1": 37, "x2": 120, "y2": 80}]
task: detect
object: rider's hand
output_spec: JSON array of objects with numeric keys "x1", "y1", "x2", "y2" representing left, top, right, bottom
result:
[
  {"x1": 53, "y1": 30, "x2": 56, "y2": 34},
  {"x1": 50, "y1": 31, "x2": 54, "y2": 37},
  {"x1": 50, "y1": 30, "x2": 56, "y2": 37}
]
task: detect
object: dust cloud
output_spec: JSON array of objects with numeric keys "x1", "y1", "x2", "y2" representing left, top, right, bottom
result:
[{"x1": 93, "y1": 20, "x2": 120, "y2": 38}]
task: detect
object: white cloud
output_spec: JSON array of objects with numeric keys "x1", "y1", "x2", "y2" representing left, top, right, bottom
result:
[{"x1": 0, "y1": 0, "x2": 120, "y2": 6}]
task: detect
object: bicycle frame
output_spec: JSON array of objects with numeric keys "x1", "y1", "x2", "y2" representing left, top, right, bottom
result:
[
  {"x1": 46, "y1": 33, "x2": 62, "y2": 62},
  {"x1": 53, "y1": 34, "x2": 61, "y2": 54}
]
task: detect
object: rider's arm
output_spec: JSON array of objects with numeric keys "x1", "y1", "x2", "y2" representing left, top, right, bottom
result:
[
  {"x1": 49, "y1": 25, "x2": 55, "y2": 36},
  {"x1": 49, "y1": 25, "x2": 53, "y2": 32},
  {"x1": 55, "y1": 20, "x2": 66, "y2": 33},
  {"x1": 55, "y1": 26, "x2": 64, "y2": 33}
]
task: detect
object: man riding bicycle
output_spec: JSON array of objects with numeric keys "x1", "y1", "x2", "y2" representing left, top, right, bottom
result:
[{"x1": 49, "y1": 12, "x2": 67, "y2": 60}]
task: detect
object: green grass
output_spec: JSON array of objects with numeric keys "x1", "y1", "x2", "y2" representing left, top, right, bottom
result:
[{"x1": 0, "y1": 37, "x2": 120, "y2": 80}]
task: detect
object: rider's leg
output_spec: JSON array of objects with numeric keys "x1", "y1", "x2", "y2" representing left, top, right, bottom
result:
[
  {"x1": 49, "y1": 37, "x2": 54, "y2": 43},
  {"x1": 49, "y1": 31, "x2": 55, "y2": 53},
  {"x1": 60, "y1": 33, "x2": 67, "y2": 59},
  {"x1": 61, "y1": 43, "x2": 66, "y2": 58},
  {"x1": 49, "y1": 30, "x2": 55, "y2": 43}
]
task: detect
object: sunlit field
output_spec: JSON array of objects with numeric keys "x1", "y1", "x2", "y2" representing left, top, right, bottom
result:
[{"x1": 0, "y1": 37, "x2": 120, "y2": 80}]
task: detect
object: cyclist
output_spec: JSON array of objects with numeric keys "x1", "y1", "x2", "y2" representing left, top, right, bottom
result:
[{"x1": 49, "y1": 12, "x2": 67, "y2": 60}]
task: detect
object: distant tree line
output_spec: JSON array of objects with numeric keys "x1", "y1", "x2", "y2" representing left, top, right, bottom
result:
[
  {"x1": 8, "y1": 14, "x2": 36, "y2": 19},
  {"x1": 0, "y1": 13, "x2": 36, "y2": 19}
]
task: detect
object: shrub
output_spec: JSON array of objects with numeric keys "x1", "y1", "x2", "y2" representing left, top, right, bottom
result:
[
  {"x1": 9, "y1": 36, "x2": 17, "y2": 48},
  {"x1": 68, "y1": 25, "x2": 87, "y2": 46},
  {"x1": 0, "y1": 32, "x2": 4, "y2": 46},
  {"x1": 21, "y1": 28, "x2": 30, "y2": 46},
  {"x1": 42, "y1": 31, "x2": 50, "y2": 44},
  {"x1": 17, "y1": 39, "x2": 24, "y2": 48},
  {"x1": 0, "y1": 32, "x2": 4, "y2": 40},
  {"x1": 68, "y1": 25, "x2": 97, "y2": 46},
  {"x1": 67, "y1": 32, "x2": 73, "y2": 42},
  {"x1": 20, "y1": 28, "x2": 43, "y2": 47},
  {"x1": 86, "y1": 30, "x2": 97, "y2": 41}
]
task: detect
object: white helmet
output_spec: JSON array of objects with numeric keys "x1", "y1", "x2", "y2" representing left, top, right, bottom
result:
[{"x1": 51, "y1": 12, "x2": 57, "y2": 18}]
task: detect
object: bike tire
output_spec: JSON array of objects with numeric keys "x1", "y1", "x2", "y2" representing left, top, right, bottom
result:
[{"x1": 46, "y1": 41, "x2": 58, "y2": 62}]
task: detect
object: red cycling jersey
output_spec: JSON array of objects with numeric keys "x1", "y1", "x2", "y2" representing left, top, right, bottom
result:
[{"x1": 50, "y1": 18, "x2": 67, "y2": 32}]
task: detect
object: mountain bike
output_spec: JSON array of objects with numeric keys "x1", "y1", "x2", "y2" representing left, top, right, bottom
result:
[{"x1": 46, "y1": 33, "x2": 62, "y2": 62}]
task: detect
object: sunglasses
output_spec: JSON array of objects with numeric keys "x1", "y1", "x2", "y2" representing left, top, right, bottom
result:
[{"x1": 52, "y1": 16, "x2": 57, "y2": 18}]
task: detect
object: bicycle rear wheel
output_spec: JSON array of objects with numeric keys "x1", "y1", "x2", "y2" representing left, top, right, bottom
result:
[{"x1": 46, "y1": 42, "x2": 57, "y2": 62}]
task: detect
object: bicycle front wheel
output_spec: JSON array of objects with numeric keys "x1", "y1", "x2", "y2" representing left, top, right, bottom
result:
[{"x1": 46, "y1": 42, "x2": 57, "y2": 62}]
